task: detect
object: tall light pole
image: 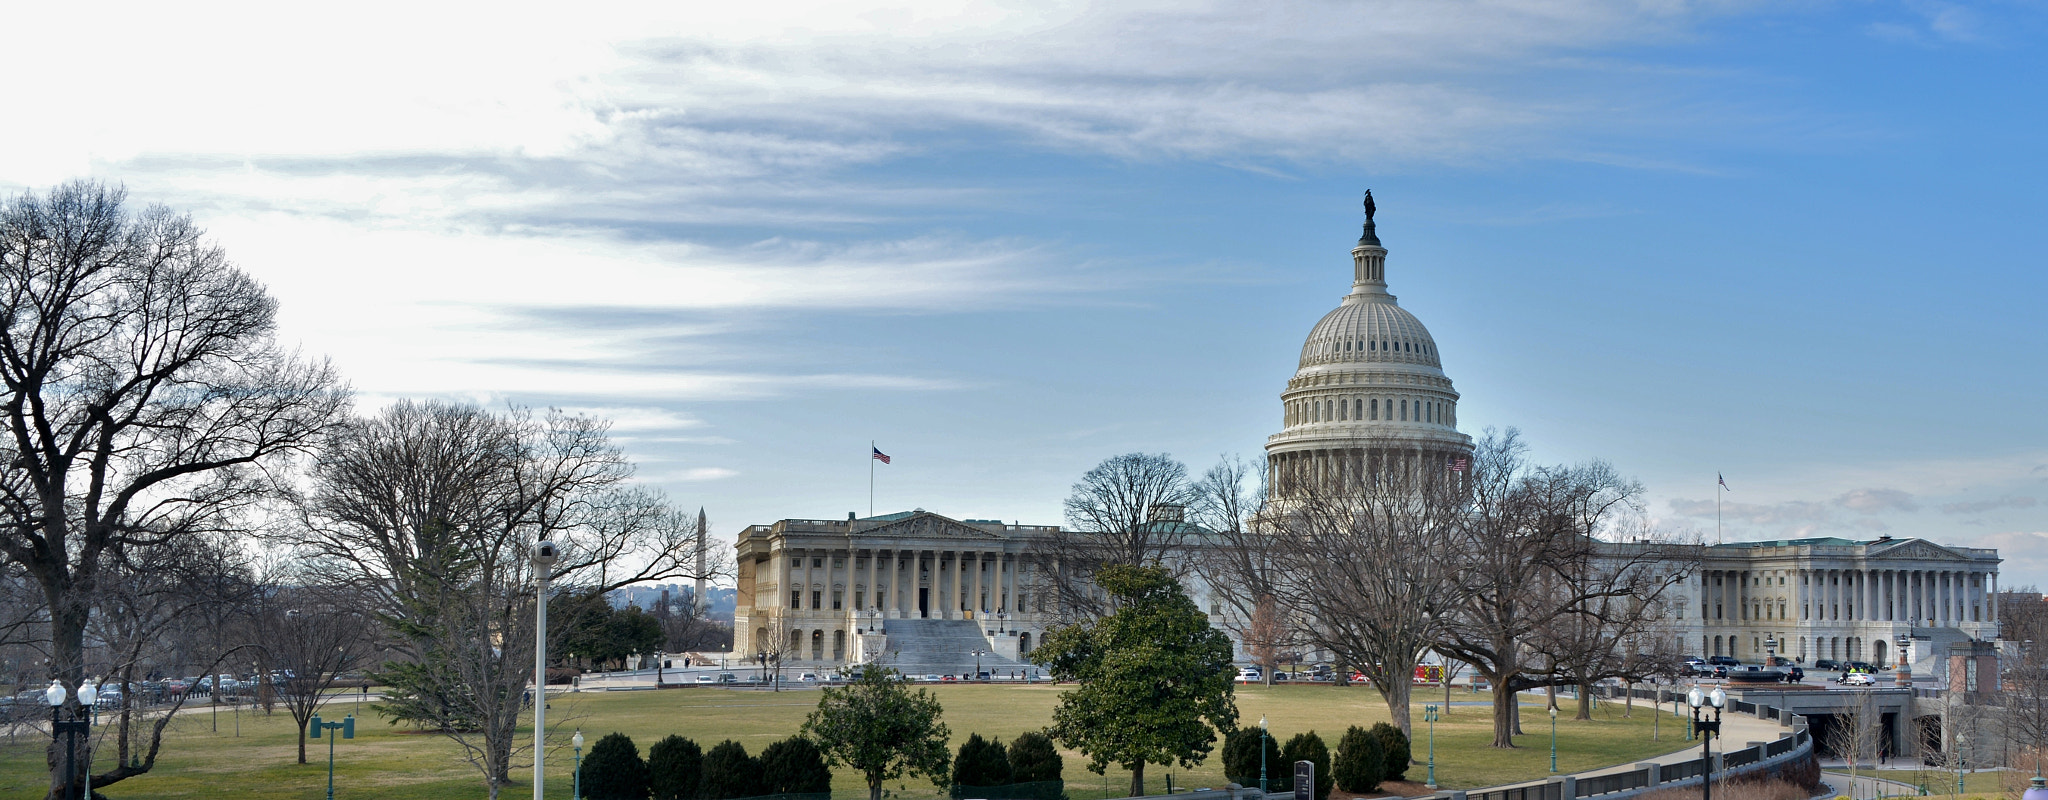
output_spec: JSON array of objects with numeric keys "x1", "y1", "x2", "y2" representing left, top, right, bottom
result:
[
  {"x1": 1548, "y1": 704, "x2": 1559, "y2": 773},
  {"x1": 309, "y1": 713, "x2": 354, "y2": 800},
  {"x1": 1957, "y1": 731, "x2": 1969, "y2": 795},
  {"x1": 532, "y1": 539, "x2": 560, "y2": 800},
  {"x1": 1423, "y1": 704, "x2": 1439, "y2": 789},
  {"x1": 1245, "y1": 716, "x2": 1261, "y2": 793},
  {"x1": 971, "y1": 649, "x2": 985, "y2": 679},
  {"x1": 47, "y1": 679, "x2": 95, "y2": 800},
  {"x1": 1688, "y1": 685, "x2": 1726, "y2": 800}
]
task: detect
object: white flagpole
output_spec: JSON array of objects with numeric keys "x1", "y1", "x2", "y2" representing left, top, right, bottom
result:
[
  {"x1": 1716, "y1": 475, "x2": 1723, "y2": 545},
  {"x1": 869, "y1": 441, "x2": 876, "y2": 519}
]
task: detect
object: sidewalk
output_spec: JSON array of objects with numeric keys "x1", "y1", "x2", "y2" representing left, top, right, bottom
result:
[{"x1": 1471, "y1": 697, "x2": 1789, "y2": 794}]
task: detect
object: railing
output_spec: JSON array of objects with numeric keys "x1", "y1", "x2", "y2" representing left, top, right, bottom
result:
[{"x1": 1437, "y1": 715, "x2": 1812, "y2": 800}]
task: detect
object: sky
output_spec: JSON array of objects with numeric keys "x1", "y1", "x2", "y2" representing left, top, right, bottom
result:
[{"x1": 5, "y1": 0, "x2": 2045, "y2": 589}]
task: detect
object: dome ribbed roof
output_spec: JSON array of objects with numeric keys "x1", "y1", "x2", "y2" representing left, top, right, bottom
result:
[{"x1": 1298, "y1": 299, "x2": 1440, "y2": 369}]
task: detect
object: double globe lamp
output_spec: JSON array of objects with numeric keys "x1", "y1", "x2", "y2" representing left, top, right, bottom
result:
[
  {"x1": 46, "y1": 679, "x2": 98, "y2": 800},
  {"x1": 1686, "y1": 685, "x2": 1727, "y2": 800}
]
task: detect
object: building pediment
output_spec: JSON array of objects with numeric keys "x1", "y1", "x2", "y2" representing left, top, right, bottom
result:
[
  {"x1": 856, "y1": 511, "x2": 1006, "y2": 541},
  {"x1": 1870, "y1": 538, "x2": 1975, "y2": 563}
]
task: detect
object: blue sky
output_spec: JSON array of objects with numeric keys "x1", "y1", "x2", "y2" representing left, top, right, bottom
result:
[{"x1": 6, "y1": 1, "x2": 2045, "y2": 587}]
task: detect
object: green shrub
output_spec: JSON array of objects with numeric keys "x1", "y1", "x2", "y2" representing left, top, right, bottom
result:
[
  {"x1": 648, "y1": 735, "x2": 703, "y2": 800},
  {"x1": 1007, "y1": 731, "x2": 1063, "y2": 783},
  {"x1": 759, "y1": 736, "x2": 833, "y2": 794},
  {"x1": 583, "y1": 732, "x2": 651, "y2": 800},
  {"x1": 1280, "y1": 731, "x2": 1332, "y2": 800},
  {"x1": 1368, "y1": 722, "x2": 1410, "y2": 782},
  {"x1": 953, "y1": 733, "x2": 1015, "y2": 791},
  {"x1": 700, "y1": 740, "x2": 762, "y2": 800},
  {"x1": 1333, "y1": 725, "x2": 1383, "y2": 793},
  {"x1": 1222, "y1": 727, "x2": 1288, "y2": 790}
]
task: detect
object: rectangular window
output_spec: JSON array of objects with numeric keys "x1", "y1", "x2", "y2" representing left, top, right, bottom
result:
[
  {"x1": 832, "y1": 591, "x2": 843, "y2": 610},
  {"x1": 791, "y1": 591, "x2": 801, "y2": 608},
  {"x1": 812, "y1": 590, "x2": 822, "y2": 609},
  {"x1": 813, "y1": 558, "x2": 824, "y2": 568}
]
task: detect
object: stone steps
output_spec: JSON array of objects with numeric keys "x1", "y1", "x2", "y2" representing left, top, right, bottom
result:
[{"x1": 877, "y1": 619, "x2": 1026, "y2": 676}]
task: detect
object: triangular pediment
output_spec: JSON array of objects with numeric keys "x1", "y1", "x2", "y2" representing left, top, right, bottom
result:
[
  {"x1": 858, "y1": 511, "x2": 1006, "y2": 540},
  {"x1": 1870, "y1": 538, "x2": 1974, "y2": 562}
]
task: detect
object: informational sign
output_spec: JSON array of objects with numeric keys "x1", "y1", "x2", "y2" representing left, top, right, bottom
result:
[{"x1": 1293, "y1": 760, "x2": 1313, "y2": 800}]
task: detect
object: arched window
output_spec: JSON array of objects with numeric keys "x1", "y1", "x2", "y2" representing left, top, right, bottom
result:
[
  {"x1": 1370, "y1": 399, "x2": 1378, "y2": 419},
  {"x1": 1400, "y1": 399, "x2": 1407, "y2": 420},
  {"x1": 1355, "y1": 399, "x2": 1363, "y2": 419},
  {"x1": 1339, "y1": 400, "x2": 1348, "y2": 420}
]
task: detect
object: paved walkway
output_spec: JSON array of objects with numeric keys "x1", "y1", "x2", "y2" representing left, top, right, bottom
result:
[{"x1": 1460, "y1": 694, "x2": 1789, "y2": 794}]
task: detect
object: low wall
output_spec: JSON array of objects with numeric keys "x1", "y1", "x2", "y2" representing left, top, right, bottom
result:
[{"x1": 1435, "y1": 718, "x2": 1812, "y2": 800}]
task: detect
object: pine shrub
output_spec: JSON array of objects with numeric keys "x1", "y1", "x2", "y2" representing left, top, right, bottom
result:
[
  {"x1": 1368, "y1": 722, "x2": 1410, "y2": 782},
  {"x1": 1333, "y1": 725, "x2": 1383, "y2": 794},
  {"x1": 649, "y1": 735, "x2": 704, "y2": 800},
  {"x1": 583, "y1": 732, "x2": 651, "y2": 800},
  {"x1": 1280, "y1": 731, "x2": 1332, "y2": 800},
  {"x1": 1007, "y1": 732, "x2": 1063, "y2": 783},
  {"x1": 700, "y1": 740, "x2": 762, "y2": 800},
  {"x1": 952, "y1": 733, "x2": 1015, "y2": 791},
  {"x1": 1222, "y1": 727, "x2": 1288, "y2": 790},
  {"x1": 759, "y1": 736, "x2": 833, "y2": 795}
]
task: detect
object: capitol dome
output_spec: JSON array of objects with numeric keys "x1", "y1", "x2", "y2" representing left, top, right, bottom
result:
[{"x1": 1266, "y1": 197, "x2": 1474, "y2": 497}]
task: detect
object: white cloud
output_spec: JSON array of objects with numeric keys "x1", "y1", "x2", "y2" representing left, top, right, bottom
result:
[{"x1": 1835, "y1": 488, "x2": 1918, "y2": 513}]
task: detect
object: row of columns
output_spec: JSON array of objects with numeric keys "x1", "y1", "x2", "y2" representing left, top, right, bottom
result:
[
  {"x1": 1701, "y1": 567, "x2": 1997, "y2": 626},
  {"x1": 784, "y1": 547, "x2": 1030, "y2": 619},
  {"x1": 1269, "y1": 446, "x2": 1468, "y2": 496}
]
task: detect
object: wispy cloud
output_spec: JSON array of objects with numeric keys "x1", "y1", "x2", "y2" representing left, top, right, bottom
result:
[{"x1": 1940, "y1": 495, "x2": 2039, "y2": 515}]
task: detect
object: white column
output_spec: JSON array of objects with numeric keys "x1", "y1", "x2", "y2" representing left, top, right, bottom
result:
[{"x1": 970, "y1": 551, "x2": 984, "y2": 616}]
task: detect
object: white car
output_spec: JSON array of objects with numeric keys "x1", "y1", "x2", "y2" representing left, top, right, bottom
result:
[
  {"x1": 1237, "y1": 667, "x2": 1262, "y2": 682},
  {"x1": 1841, "y1": 672, "x2": 1875, "y2": 686},
  {"x1": 695, "y1": 674, "x2": 716, "y2": 684},
  {"x1": 799, "y1": 672, "x2": 819, "y2": 683}
]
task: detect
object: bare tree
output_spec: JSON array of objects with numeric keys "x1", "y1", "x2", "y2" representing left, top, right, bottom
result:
[
  {"x1": 1255, "y1": 451, "x2": 1465, "y2": 737},
  {"x1": 293, "y1": 401, "x2": 725, "y2": 800},
  {"x1": 0, "y1": 181, "x2": 348, "y2": 798},
  {"x1": 1188, "y1": 455, "x2": 1301, "y2": 684},
  {"x1": 1050, "y1": 453, "x2": 1197, "y2": 618},
  {"x1": 267, "y1": 587, "x2": 374, "y2": 764},
  {"x1": 1824, "y1": 690, "x2": 1878, "y2": 800},
  {"x1": 1433, "y1": 429, "x2": 1674, "y2": 747},
  {"x1": 660, "y1": 591, "x2": 733, "y2": 655},
  {"x1": 2000, "y1": 587, "x2": 2048, "y2": 778}
]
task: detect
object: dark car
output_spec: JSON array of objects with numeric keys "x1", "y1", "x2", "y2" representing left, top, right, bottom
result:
[
  {"x1": 1847, "y1": 661, "x2": 1877, "y2": 672},
  {"x1": 1706, "y1": 656, "x2": 1741, "y2": 667},
  {"x1": 1813, "y1": 658, "x2": 1842, "y2": 671},
  {"x1": 1787, "y1": 666, "x2": 1805, "y2": 682}
]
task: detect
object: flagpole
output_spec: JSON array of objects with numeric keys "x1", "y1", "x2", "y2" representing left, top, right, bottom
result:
[
  {"x1": 1716, "y1": 475, "x2": 1723, "y2": 545},
  {"x1": 869, "y1": 441, "x2": 876, "y2": 519}
]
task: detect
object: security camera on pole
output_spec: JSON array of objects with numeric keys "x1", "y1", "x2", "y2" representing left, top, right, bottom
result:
[{"x1": 532, "y1": 539, "x2": 560, "y2": 800}]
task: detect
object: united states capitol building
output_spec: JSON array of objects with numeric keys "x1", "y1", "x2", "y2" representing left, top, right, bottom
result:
[{"x1": 728, "y1": 202, "x2": 2004, "y2": 677}]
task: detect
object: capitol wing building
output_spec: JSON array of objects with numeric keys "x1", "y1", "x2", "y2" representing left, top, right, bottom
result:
[{"x1": 728, "y1": 203, "x2": 2003, "y2": 679}]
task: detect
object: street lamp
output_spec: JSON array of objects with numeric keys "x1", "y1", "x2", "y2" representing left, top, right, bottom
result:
[
  {"x1": 309, "y1": 713, "x2": 355, "y2": 800},
  {"x1": 971, "y1": 650, "x2": 985, "y2": 679},
  {"x1": 532, "y1": 539, "x2": 560, "y2": 800},
  {"x1": 1957, "y1": 732, "x2": 1969, "y2": 795},
  {"x1": 1423, "y1": 704, "x2": 1439, "y2": 789},
  {"x1": 1548, "y1": 704, "x2": 1559, "y2": 773},
  {"x1": 1687, "y1": 685, "x2": 1726, "y2": 800},
  {"x1": 47, "y1": 679, "x2": 95, "y2": 800},
  {"x1": 1245, "y1": 716, "x2": 1261, "y2": 793},
  {"x1": 573, "y1": 730, "x2": 586, "y2": 800}
]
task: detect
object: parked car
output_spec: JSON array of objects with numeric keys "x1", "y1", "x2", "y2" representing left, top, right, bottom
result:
[
  {"x1": 798, "y1": 672, "x2": 819, "y2": 683},
  {"x1": 1236, "y1": 667, "x2": 1262, "y2": 682},
  {"x1": 975, "y1": 672, "x2": 992, "y2": 681},
  {"x1": 1813, "y1": 659, "x2": 1842, "y2": 671},
  {"x1": 1847, "y1": 661, "x2": 1877, "y2": 673},
  {"x1": 1706, "y1": 656, "x2": 1741, "y2": 667},
  {"x1": 715, "y1": 673, "x2": 738, "y2": 683},
  {"x1": 941, "y1": 675, "x2": 958, "y2": 682},
  {"x1": 695, "y1": 674, "x2": 716, "y2": 684},
  {"x1": 1841, "y1": 672, "x2": 1876, "y2": 686},
  {"x1": 922, "y1": 674, "x2": 941, "y2": 682}
]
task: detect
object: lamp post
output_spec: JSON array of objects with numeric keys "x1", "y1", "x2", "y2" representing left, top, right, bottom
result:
[
  {"x1": 309, "y1": 713, "x2": 355, "y2": 800},
  {"x1": 971, "y1": 649, "x2": 985, "y2": 680},
  {"x1": 47, "y1": 679, "x2": 96, "y2": 800},
  {"x1": 1957, "y1": 732, "x2": 1968, "y2": 795},
  {"x1": 573, "y1": 730, "x2": 586, "y2": 800},
  {"x1": 1245, "y1": 716, "x2": 1261, "y2": 797},
  {"x1": 532, "y1": 539, "x2": 560, "y2": 800},
  {"x1": 1424, "y1": 704, "x2": 1439, "y2": 789},
  {"x1": 1548, "y1": 704, "x2": 1559, "y2": 773},
  {"x1": 1687, "y1": 685, "x2": 1726, "y2": 800}
]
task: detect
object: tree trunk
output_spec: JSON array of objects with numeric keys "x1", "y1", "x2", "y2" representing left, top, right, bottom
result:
[
  {"x1": 298, "y1": 719, "x2": 309, "y2": 764},
  {"x1": 1623, "y1": 682, "x2": 1634, "y2": 718},
  {"x1": 1489, "y1": 679, "x2": 1519, "y2": 748},
  {"x1": 1129, "y1": 762, "x2": 1145, "y2": 797},
  {"x1": 869, "y1": 774, "x2": 886, "y2": 800},
  {"x1": 1576, "y1": 681, "x2": 1593, "y2": 721},
  {"x1": 1383, "y1": 674, "x2": 1414, "y2": 738}
]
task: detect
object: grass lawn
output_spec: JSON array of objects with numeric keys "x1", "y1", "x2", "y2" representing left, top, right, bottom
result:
[
  {"x1": 1843, "y1": 767, "x2": 2027, "y2": 798},
  {"x1": 0, "y1": 685, "x2": 1704, "y2": 799}
]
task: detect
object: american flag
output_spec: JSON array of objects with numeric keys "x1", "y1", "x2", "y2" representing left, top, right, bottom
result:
[
  {"x1": 872, "y1": 446, "x2": 891, "y2": 465},
  {"x1": 1447, "y1": 456, "x2": 1468, "y2": 473},
  {"x1": 1719, "y1": 473, "x2": 1730, "y2": 491}
]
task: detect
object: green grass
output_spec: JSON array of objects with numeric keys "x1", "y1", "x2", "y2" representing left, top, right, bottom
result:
[{"x1": 0, "y1": 685, "x2": 1705, "y2": 799}]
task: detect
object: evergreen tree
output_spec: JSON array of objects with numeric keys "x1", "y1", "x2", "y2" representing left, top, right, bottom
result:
[
  {"x1": 1221, "y1": 728, "x2": 1285, "y2": 790},
  {"x1": 952, "y1": 733, "x2": 1014, "y2": 793},
  {"x1": 1034, "y1": 565, "x2": 1238, "y2": 797},
  {"x1": 759, "y1": 736, "x2": 834, "y2": 795},
  {"x1": 1332, "y1": 726, "x2": 1384, "y2": 794},
  {"x1": 1007, "y1": 732, "x2": 1063, "y2": 784},
  {"x1": 1367, "y1": 723, "x2": 1410, "y2": 782},
  {"x1": 649, "y1": 735, "x2": 704, "y2": 800},
  {"x1": 583, "y1": 733, "x2": 652, "y2": 800},
  {"x1": 701, "y1": 740, "x2": 763, "y2": 800},
  {"x1": 1280, "y1": 732, "x2": 1331, "y2": 800}
]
